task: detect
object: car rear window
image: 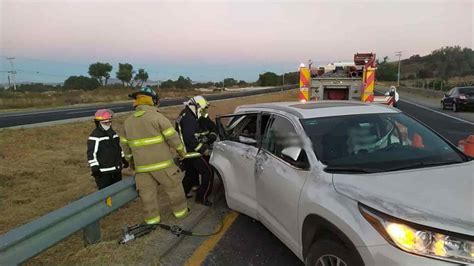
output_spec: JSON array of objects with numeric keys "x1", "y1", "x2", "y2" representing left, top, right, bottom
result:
[{"x1": 459, "y1": 87, "x2": 474, "y2": 94}]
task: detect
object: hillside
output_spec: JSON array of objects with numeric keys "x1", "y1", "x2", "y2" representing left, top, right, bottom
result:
[{"x1": 377, "y1": 46, "x2": 474, "y2": 84}]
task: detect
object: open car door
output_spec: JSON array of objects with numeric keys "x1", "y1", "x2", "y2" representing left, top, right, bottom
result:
[{"x1": 211, "y1": 112, "x2": 262, "y2": 218}]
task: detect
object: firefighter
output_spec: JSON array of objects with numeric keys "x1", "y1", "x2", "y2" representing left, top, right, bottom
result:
[
  {"x1": 184, "y1": 98, "x2": 218, "y2": 196},
  {"x1": 87, "y1": 109, "x2": 128, "y2": 190},
  {"x1": 177, "y1": 96, "x2": 214, "y2": 206},
  {"x1": 196, "y1": 101, "x2": 218, "y2": 147},
  {"x1": 386, "y1": 86, "x2": 400, "y2": 107},
  {"x1": 121, "y1": 87, "x2": 189, "y2": 225}
]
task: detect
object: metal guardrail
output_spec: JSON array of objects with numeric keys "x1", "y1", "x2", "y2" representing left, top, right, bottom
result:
[{"x1": 0, "y1": 177, "x2": 138, "y2": 265}]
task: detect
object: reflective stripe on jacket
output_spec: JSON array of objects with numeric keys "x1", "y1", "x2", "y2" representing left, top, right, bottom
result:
[
  {"x1": 87, "y1": 128, "x2": 124, "y2": 173},
  {"x1": 122, "y1": 105, "x2": 185, "y2": 173},
  {"x1": 176, "y1": 107, "x2": 208, "y2": 158}
]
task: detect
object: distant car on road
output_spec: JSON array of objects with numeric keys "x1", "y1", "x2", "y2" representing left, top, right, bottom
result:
[
  {"x1": 441, "y1": 86, "x2": 474, "y2": 112},
  {"x1": 210, "y1": 101, "x2": 473, "y2": 266}
]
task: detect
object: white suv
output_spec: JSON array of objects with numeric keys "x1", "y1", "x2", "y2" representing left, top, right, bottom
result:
[{"x1": 210, "y1": 101, "x2": 473, "y2": 266}]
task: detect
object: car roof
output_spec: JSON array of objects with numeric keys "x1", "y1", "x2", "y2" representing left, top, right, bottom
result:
[
  {"x1": 236, "y1": 100, "x2": 400, "y2": 119},
  {"x1": 455, "y1": 86, "x2": 474, "y2": 90}
]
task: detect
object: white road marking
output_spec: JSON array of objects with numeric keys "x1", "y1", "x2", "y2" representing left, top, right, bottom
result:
[{"x1": 400, "y1": 98, "x2": 474, "y2": 126}]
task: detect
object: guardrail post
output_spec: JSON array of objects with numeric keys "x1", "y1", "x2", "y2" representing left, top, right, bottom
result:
[{"x1": 83, "y1": 220, "x2": 101, "y2": 246}]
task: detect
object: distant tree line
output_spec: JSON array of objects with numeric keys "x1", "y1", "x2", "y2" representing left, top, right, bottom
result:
[
  {"x1": 160, "y1": 77, "x2": 253, "y2": 89},
  {"x1": 63, "y1": 62, "x2": 150, "y2": 90},
  {"x1": 376, "y1": 46, "x2": 474, "y2": 81},
  {"x1": 5, "y1": 62, "x2": 297, "y2": 92},
  {"x1": 257, "y1": 71, "x2": 298, "y2": 86}
]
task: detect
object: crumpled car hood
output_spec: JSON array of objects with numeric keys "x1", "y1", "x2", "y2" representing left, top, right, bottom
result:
[{"x1": 333, "y1": 161, "x2": 474, "y2": 236}]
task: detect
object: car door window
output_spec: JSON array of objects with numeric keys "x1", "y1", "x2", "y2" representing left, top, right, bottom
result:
[
  {"x1": 217, "y1": 113, "x2": 259, "y2": 146},
  {"x1": 262, "y1": 116, "x2": 308, "y2": 167}
]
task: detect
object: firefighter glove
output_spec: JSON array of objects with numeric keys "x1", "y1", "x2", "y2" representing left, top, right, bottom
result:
[
  {"x1": 122, "y1": 158, "x2": 130, "y2": 169},
  {"x1": 91, "y1": 167, "x2": 100, "y2": 178}
]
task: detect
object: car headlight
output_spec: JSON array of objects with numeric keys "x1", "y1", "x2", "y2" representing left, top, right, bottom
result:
[{"x1": 359, "y1": 203, "x2": 474, "y2": 264}]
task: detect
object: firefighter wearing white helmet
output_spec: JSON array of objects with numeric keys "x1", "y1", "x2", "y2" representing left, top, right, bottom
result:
[
  {"x1": 176, "y1": 95, "x2": 215, "y2": 206},
  {"x1": 385, "y1": 85, "x2": 400, "y2": 107}
]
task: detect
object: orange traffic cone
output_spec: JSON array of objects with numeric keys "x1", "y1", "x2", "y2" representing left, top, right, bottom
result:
[
  {"x1": 462, "y1": 135, "x2": 474, "y2": 157},
  {"x1": 412, "y1": 133, "x2": 424, "y2": 148}
]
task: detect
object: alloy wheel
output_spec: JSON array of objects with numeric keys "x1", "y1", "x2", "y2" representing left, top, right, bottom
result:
[{"x1": 315, "y1": 254, "x2": 348, "y2": 266}]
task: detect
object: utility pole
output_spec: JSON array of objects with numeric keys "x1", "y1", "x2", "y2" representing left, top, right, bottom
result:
[
  {"x1": 395, "y1": 51, "x2": 402, "y2": 87},
  {"x1": 282, "y1": 73, "x2": 285, "y2": 85},
  {"x1": 6, "y1": 57, "x2": 17, "y2": 91}
]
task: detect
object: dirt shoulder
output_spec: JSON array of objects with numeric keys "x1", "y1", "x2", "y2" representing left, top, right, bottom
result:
[{"x1": 0, "y1": 89, "x2": 297, "y2": 264}]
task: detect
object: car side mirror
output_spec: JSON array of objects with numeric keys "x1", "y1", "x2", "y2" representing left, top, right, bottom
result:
[
  {"x1": 281, "y1": 146, "x2": 302, "y2": 162},
  {"x1": 238, "y1": 135, "x2": 257, "y2": 145}
]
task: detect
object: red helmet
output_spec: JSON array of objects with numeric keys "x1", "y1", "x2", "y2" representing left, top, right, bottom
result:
[{"x1": 94, "y1": 109, "x2": 114, "y2": 122}]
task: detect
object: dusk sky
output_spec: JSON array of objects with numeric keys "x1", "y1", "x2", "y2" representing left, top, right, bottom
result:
[{"x1": 0, "y1": 0, "x2": 473, "y2": 83}]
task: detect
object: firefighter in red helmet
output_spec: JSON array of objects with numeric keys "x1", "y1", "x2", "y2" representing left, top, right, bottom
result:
[{"x1": 87, "y1": 109, "x2": 128, "y2": 190}]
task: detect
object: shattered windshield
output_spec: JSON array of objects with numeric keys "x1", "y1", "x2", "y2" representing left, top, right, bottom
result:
[{"x1": 301, "y1": 113, "x2": 466, "y2": 173}]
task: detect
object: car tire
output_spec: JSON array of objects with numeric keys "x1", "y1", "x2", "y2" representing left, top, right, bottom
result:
[
  {"x1": 305, "y1": 238, "x2": 363, "y2": 266},
  {"x1": 453, "y1": 102, "x2": 459, "y2": 112},
  {"x1": 441, "y1": 101, "x2": 446, "y2": 110}
]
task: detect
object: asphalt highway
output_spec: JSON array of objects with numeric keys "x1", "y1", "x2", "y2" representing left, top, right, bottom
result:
[{"x1": 0, "y1": 86, "x2": 295, "y2": 128}]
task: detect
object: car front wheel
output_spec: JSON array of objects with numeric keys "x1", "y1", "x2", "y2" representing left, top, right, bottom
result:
[
  {"x1": 305, "y1": 238, "x2": 363, "y2": 266},
  {"x1": 453, "y1": 102, "x2": 459, "y2": 112},
  {"x1": 441, "y1": 101, "x2": 446, "y2": 110}
]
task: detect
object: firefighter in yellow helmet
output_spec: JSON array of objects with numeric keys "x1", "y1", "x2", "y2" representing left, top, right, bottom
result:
[{"x1": 121, "y1": 87, "x2": 189, "y2": 224}]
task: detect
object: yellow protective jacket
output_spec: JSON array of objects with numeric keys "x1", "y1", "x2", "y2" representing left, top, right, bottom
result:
[{"x1": 121, "y1": 105, "x2": 185, "y2": 173}]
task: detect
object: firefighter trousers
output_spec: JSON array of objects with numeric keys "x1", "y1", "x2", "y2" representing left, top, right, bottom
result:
[
  {"x1": 135, "y1": 167, "x2": 188, "y2": 221},
  {"x1": 182, "y1": 156, "x2": 214, "y2": 202},
  {"x1": 95, "y1": 171, "x2": 122, "y2": 190}
]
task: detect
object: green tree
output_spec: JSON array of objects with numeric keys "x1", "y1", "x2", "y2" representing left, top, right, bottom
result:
[
  {"x1": 258, "y1": 72, "x2": 280, "y2": 86},
  {"x1": 88, "y1": 62, "x2": 113, "y2": 86},
  {"x1": 160, "y1": 79, "x2": 175, "y2": 89},
  {"x1": 376, "y1": 56, "x2": 398, "y2": 81},
  {"x1": 175, "y1": 76, "x2": 192, "y2": 89},
  {"x1": 64, "y1": 76, "x2": 100, "y2": 90},
  {"x1": 237, "y1": 80, "x2": 248, "y2": 87},
  {"x1": 133, "y1": 69, "x2": 149, "y2": 88},
  {"x1": 224, "y1": 78, "x2": 237, "y2": 87},
  {"x1": 116, "y1": 63, "x2": 134, "y2": 86},
  {"x1": 282, "y1": 72, "x2": 299, "y2": 85}
]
